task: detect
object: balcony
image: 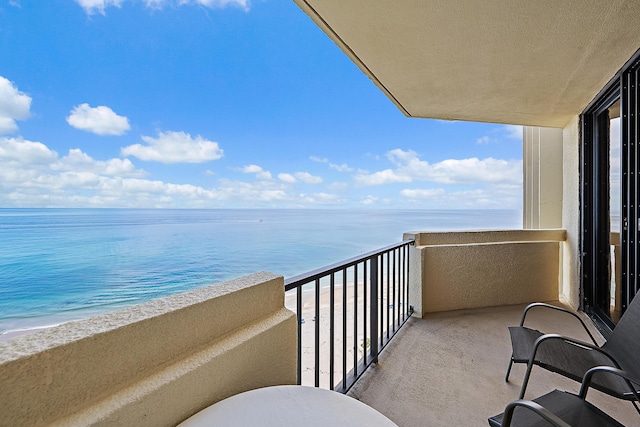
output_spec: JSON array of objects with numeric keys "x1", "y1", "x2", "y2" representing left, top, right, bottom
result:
[
  {"x1": 347, "y1": 304, "x2": 638, "y2": 426},
  {"x1": 1, "y1": 229, "x2": 637, "y2": 425}
]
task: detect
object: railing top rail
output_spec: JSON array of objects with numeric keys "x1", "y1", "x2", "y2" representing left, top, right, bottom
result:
[{"x1": 284, "y1": 239, "x2": 414, "y2": 291}]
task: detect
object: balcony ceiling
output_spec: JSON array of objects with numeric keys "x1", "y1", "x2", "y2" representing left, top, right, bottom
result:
[{"x1": 294, "y1": 0, "x2": 640, "y2": 128}]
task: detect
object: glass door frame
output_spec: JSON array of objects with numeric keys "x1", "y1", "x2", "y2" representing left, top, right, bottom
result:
[{"x1": 581, "y1": 49, "x2": 640, "y2": 336}]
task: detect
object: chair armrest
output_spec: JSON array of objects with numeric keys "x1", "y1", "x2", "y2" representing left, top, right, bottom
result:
[
  {"x1": 518, "y1": 334, "x2": 621, "y2": 400},
  {"x1": 519, "y1": 303, "x2": 598, "y2": 345},
  {"x1": 501, "y1": 400, "x2": 571, "y2": 427},
  {"x1": 530, "y1": 334, "x2": 619, "y2": 368},
  {"x1": 579, "y1": 366, "x2": 640, "y2": 402}
]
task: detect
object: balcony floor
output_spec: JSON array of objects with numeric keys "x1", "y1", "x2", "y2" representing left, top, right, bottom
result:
[{"x1": 347, "y1": 303, "x2": 638, "y2": 426}]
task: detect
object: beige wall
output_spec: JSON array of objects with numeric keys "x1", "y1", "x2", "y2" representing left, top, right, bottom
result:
[
  {"x1": 0, "y1": 272, "x2": 297, "y2": 427},
  {"x1": 404, "y1": 230, "x2": 566, "y2": 316}
]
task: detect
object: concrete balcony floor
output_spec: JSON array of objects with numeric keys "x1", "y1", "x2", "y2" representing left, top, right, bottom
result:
[{"x1": 347, "y1": 303, "x2": 638, "y2": 426}]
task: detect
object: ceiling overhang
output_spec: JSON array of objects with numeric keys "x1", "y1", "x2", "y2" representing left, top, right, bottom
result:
[{"x1": 294, "y1": 0, "x2": 640, "y2": 128}]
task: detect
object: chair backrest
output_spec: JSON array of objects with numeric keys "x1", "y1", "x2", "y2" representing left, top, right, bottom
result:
[{"x1": 603, "y1": 292, "x2": 640, "y2": 377}]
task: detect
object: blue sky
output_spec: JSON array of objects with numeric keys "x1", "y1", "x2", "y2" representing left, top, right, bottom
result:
[{"x1": 0, "y1": 0, "x2": 522, "y2": 209}]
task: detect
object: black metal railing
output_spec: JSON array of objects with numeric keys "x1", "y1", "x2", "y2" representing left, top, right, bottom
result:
[{"x1": 284, "y1": 240, "x2": 414, "y2": 393}]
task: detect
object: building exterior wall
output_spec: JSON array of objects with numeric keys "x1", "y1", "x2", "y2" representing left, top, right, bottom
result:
[
  {"x1": 561, "y1": 116, "x2": 582, "y2": 309},
  {"x1": 0, "y1": 272, "x2": 297, "y2": 427},
  {"x1": 523, "y1": 126, "x2": 564, "y2": 229}
]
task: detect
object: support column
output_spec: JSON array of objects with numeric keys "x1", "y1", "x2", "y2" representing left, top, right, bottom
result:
[{"x1": 523, "y1": 126, "x2": 563, "y2": 229}]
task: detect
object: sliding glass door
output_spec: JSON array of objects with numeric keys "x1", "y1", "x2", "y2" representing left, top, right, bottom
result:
[{"x1": 582, "y1": 53, "x2": 640, "y2": 334}]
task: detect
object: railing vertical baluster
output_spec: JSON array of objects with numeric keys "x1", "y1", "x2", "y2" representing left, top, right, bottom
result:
[
  {"x1": 363, "y1": 260, "x2": 368, "y2": 363},
  {"x1": 402, "y1": 245, "x2": 406, "y2": 320},
  {"x1": 342, "y1": 269, "x2": 347, "y2": 390},
  {"x1": 315, "y1": 278, "x2": 320, "y2": 388},
  {"x1": 386, "y1": 250, "x2": 390, "y2": 340},
  {"x1": 405, "y1": 243, "x2": 409, "y2": 318},
  {"x1": 377, "y1": 255, "x2": 381, "y2": 344},
  {"x1": 370, "y1": 255, "x2": 379, "y2": 364},
  {"x1": 393, "y1": 248, "x2": 397, "y2": 331},
  {"x1": 397, "y1": 247, "x2": 401, "y2": 324},
  {"x1": 379, "y1": 253, "x2": 384, "y2": 348},
  {"x1": 353, "y1": 264, "x2": 358, "y2": 376},
  {"x1": 329, "y1": 272, "x2": 335, "y2": 390},
  {"x1": 296, "y1": 287, "x2": 302, "y2": 385}
]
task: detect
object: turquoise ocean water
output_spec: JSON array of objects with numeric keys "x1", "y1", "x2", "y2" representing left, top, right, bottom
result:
[{"x1": 0, "y1": 209, "x2": 521, "y2": 335}]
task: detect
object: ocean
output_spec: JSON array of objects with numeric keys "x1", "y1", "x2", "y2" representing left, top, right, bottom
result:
[{"x1": 0, "y1": 208, "x2": 521, "y2": 335}]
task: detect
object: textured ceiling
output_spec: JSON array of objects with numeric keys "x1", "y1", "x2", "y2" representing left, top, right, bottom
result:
[{"x1": 294, "y1": 0, "x2": 640, "y2": 127}]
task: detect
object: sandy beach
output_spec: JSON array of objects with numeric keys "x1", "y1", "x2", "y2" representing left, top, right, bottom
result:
[{"x1": 286, "y1": 278, "x2": 404, "y2": 389}]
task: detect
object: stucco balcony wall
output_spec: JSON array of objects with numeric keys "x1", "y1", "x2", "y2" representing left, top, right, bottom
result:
[
  {"x1": 404, "y1": 230, "x2": 567, "y2": 316},
  {"x1": 0, "y1": 271, "x2": 297, "y2": 427}
]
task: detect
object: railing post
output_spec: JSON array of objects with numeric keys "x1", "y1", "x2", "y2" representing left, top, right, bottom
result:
[{"x1": 369, "y1": 255, "x2": 379, "y2": 364}]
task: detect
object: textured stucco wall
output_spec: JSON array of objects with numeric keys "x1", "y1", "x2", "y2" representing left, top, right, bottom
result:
[
  {"x1": 562, "y1": 116, "x2": 581, "y2": 309},
  {"x1": 0, "y1": 272, "x2": 297, "y2": 427},
  {"x1": 405, "y1": 229, "x2": 565, "y2": 246},
  {"x1": 404, "y1": 230, "x2": 565, "y2": 315}
]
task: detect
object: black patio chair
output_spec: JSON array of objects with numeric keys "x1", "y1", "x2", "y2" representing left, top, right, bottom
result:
[
  {"x1": 504, "y1": 293, "x2": 640, "y2": 409},
  {"x1": 489, "y1": 366, "x2": 640, "y2": 427}
]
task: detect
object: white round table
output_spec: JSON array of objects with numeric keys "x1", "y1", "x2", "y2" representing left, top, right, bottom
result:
[{"x1": 178, "y1": 385, "x2": 398, "y2": 426}]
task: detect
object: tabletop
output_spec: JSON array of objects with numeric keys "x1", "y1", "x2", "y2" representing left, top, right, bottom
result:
[{"x1": 178, "y1": 385, "x2": 398, "y2": 426}]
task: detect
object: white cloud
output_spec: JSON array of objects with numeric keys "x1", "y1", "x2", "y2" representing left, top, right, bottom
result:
[
  {"x1": 214, "y1": 179, "x2": 292, "y2": 204},
  {"x1": 421, "y1": 157, "x2": 522, "y2": 185},
  {"x1": 122, "y1": 131, "x2": 223, "y2": 163},
  {"x1": 477, "y1": 125, "x2": 522, "y2": 145},
  {"x1": 143, "y1": 0, "x2": 166, "y2": 8},
  {"x1": 67, "y1": 104, "x2": 130, "y2": 136},
  {"x1": 257, "y1": 171, "x2": 272, "y2": 180},
  {"x1": 399, "y1": 188, "x2": 446, "y2": 199},
  {"x1": 278, "y1": 173, "x2": 296, "y2": 183},
  {"x1": 399, "y1": 186, "x2": 520, "y2": 208},
  {"x1": 0, "y1": 137, "x2": 144, "y2": 178},
  {"x1": 356, "y1": 149, "x2": 521, "y2": 186},
  {"x1": 504, "y1": 125, "x2": 523, "y2": 140},
  {"x1": 270, "y1": 170, "x2": 322, "y2": 184},
  {"x1": 0, "y1": 136, "x2": 223, "y2": 208},
  {"x1": 179, "y1": 0, "x2": 249, "y2": 11},
  {"x1": 74, "y1": 0, "x2": 124, "y2": 15},
  {"x1": 328, "y1": 181, "x2": 348, "y2": 191},
  {"x1": 294, "y1": 171, "x2": 322, "y2": 184},
  {"x1": 75, "y1": 0, "x2": 248, "y2": 15},
  {"x1": 360, "y1": 195, "x2": 378, "y2": 205},
  {"x1": 0, "y1": 76, "x2": 31, "y2": 135},
  {"x1": 0, "y1": 137, "x2": 353, "y2": 208},
  {"x1": 55, "y1": 149, "x2": 144, "y2": 177},
  {"x1": 354, "y1": 168, "x2": 412, "y2": 186},
  {"x1": 299, "y1": 192, "x2": 344, "y2": 205},
  {"x1": 329, "y1": 163, "x2": 353, "y2": 172},
  {"x1": 0, "y1": 137, "x2": 56, "y2": 164},
  {"x1": 240, "y1": 164, "x2": 263, "y2": 174},
  {"x1": 311, "y1": 156, "x2": 354, "y2": 173},
  {"x1": 238, "y1": 164, "x2": 272, "y2": 180}
]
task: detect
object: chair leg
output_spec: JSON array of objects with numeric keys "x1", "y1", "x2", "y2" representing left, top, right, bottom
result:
[
  {"x1": 519, "y1": 360, "x2": 535, "y2": 399},
  {"x1": 505, "y1": 357, "x2": 514, "y2": 382}
]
